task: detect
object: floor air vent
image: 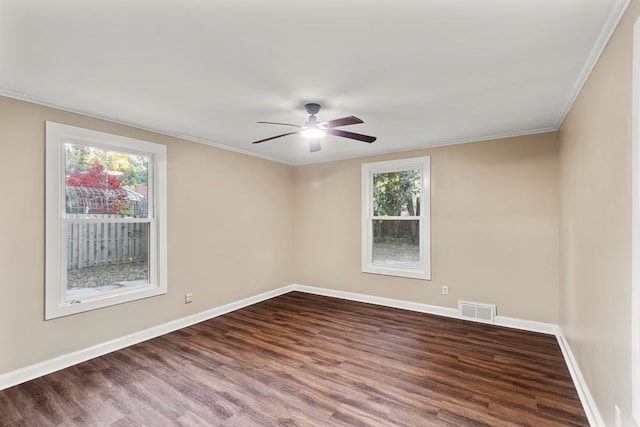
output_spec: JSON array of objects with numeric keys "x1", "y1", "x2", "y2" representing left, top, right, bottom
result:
[{"x1": 459, "y1": 301, "x2": 496, "y2": 323}]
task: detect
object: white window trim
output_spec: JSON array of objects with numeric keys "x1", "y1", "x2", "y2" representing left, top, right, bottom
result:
[
  {"x1": 45, "y1": 122, "x2": 167, "y2": 319},
  {"x1": 632, "y1": 16, "x2": 640, "y2": 425},
  {"x1": 361, "y1": 156, "x2": 431, "y2": 280}
]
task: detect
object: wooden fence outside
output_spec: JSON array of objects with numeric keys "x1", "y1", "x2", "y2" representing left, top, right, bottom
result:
[{"x1": 66, "y1": 215, "x2": 149, "y2": 270}]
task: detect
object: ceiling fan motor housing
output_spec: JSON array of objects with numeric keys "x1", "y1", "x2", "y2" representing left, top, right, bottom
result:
[{"x1": 305, "y1": 103, "x2": 321, "y2": 115}]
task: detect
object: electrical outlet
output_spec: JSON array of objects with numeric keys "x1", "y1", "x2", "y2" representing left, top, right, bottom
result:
[
  {"x1": 614, "y1": 404, "x2": 621, "y2": 427},
  {"x1": 442, "y1": 285, "x2": 449, "y2": 295},
  {"x1": 185, "y1": 292, "x2": 193, "y2": 304}
]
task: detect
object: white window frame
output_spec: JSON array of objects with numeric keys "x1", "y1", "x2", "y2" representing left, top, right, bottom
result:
[
  {"x1": 45, "y1": 122, "x2": 167, "y2": 319},
  {"x1": 632, "y1": 16, "x2": 640, "y2": 424},
  {"x1": 361, "y1": 156, "x2": 431, "y2": 280}
]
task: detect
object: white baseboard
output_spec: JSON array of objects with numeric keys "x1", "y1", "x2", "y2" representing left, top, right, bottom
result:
[
  {"x1": 493, "y1": 315, "x2": 559, "y2": 335},
  {"x1": 0, "y1": 282, "x2": 600, "y2": 427},
  {"x1": 293, "y1": 283, "x2": 461, "y2": 317},
  {"x1": 556, "y1": 331, "x2": 605, "y2": 427},
  {"x1": 290, "y1": 284, "x2": 559, "y2": 334},
  {"x1": 0, "y1": 285, "x2": 295, "y2": 391}
]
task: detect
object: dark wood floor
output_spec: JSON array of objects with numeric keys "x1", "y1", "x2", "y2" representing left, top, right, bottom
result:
[{"x1": 0, "y1": 292, "x2": 588, "y2": 426}]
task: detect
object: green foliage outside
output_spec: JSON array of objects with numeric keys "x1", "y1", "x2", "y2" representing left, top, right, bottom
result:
[
  {"x1": 373, "y1": 169, "x2": 421, "y2": 245},
  {"x1": 373, "y1": 169, "x2": 421, "y2": 216}
]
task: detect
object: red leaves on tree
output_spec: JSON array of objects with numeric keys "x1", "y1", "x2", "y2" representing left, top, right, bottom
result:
[
  {"x1": 66, "y1": 163, "x2": 122, "y2": 190},
  {"x1": 66, "y1": 163, "x2": 126, "y2": 215}
]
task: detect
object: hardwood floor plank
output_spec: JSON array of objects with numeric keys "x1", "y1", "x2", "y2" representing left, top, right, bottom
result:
[{"x1": 0, "y1": 292, "x2": 588, "y2": 426}]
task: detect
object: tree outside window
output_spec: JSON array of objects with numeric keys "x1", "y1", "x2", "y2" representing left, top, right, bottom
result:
[{"x1": 372, "y1": 170, "x2": 421, "y2": 267}]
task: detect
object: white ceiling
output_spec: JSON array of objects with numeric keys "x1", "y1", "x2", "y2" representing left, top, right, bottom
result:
[{"x1": 0, "y1": 0, "x2": 628, "y2": 165}]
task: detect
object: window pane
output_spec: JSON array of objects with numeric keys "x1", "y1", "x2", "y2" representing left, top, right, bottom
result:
[
  {"x1": 373, "y1": 169, "x2": 421, "y2": 216},
  {"x1": 65, "y1": 143, "x2": 149, "y2": 218},
  {"x1": 65, "y1": 222, "x2": 150, "y2": 301},
  {"x1": 372, "y1": 219, "x2": 420, "y2": 268}
]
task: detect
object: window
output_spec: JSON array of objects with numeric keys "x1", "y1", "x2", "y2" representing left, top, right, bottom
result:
[
  {"x1": 361, "y1": 156, "x2": 431, "y2": 280},
  {"x1": 45, "y1": 122, "x2": 167, "y2": 319}
]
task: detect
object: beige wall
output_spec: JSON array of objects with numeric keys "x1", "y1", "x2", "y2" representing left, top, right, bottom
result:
[
  {"x1": 0, "y1": 96, "x2": 295, "y2": 373},
  {"x1": 293, "y1": 133, "x2": 560, "y2": 324},
  {"x1": 559, "y1": 0, "x2": 639, "y2": 426}
]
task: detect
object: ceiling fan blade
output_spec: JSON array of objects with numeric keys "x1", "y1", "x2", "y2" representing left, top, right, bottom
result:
[
  {"x1": 257, "y1": 121, "x2": 300, "y2": 128},
  {"x1": 326, "y1": 128, "x2": 376, "y2": 143},
  {"x1": 251, "y1": 131, "x2": 299, "y2": 144},
  {"x1": 320, "y1": 116, "x2": 364, "y2": 128}
]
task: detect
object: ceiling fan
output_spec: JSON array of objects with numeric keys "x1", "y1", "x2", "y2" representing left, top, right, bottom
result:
[{"x1": 251, "y1": 103, "x2": 376, "y2": 152}]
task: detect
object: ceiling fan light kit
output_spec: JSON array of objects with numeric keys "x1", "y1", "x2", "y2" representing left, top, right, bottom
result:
[
  {"x1": 300, "y1": 128, "x2": 325, "y2": 138},
  {"x1": 252, "y1": 103, "x2": 376, "y2": 152}
]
